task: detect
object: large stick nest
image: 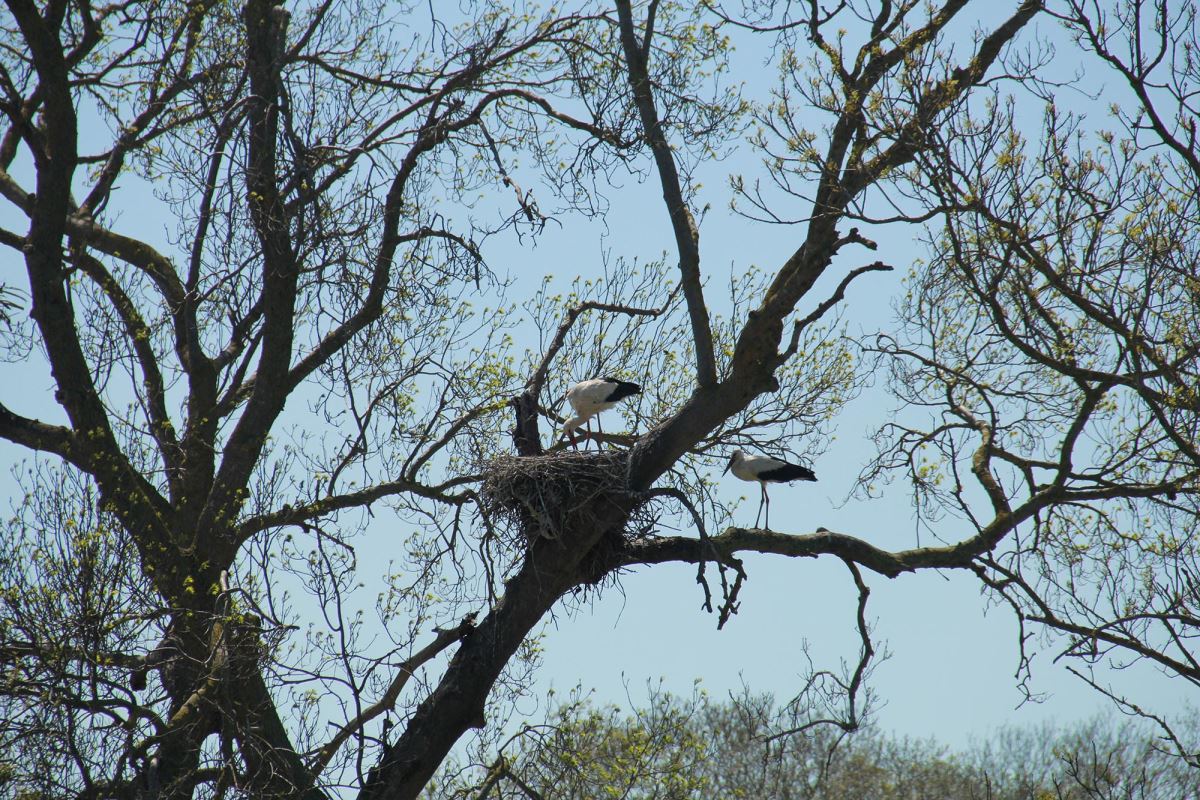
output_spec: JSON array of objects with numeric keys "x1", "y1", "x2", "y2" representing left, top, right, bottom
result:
[{"x1": 479, "y1": 450, "x2": 648, "y2": 550}]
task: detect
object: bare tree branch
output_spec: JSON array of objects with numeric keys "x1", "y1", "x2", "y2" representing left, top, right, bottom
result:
[{"x1": 615, "y1": 0, "x2": 717, "y2": 387}]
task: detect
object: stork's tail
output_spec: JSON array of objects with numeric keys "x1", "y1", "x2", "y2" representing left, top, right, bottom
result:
[{"x1": 606, "y1": 380, "x2": 641, "y2": 401}]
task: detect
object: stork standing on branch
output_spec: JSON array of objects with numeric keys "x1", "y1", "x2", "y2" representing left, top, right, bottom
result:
[
  {"x1": 561, "y1": 377, "x2": 641, "y2": 449},
  {"x1": 724, "y1": 449, "x2": 818, "y2": 530}
]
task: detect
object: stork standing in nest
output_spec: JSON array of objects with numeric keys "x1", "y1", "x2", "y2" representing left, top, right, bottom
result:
[
  {"x1": 724, "y1": 449, "x2": 817, "y2": 530},
  {"x1": 561, "y1": 377, "x2": 641, "y2": 449}
]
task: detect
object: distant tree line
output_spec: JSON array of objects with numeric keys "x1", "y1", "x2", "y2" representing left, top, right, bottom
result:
[{"x1": 427, "y1": 690, "x2": 1200, "y2": 800}]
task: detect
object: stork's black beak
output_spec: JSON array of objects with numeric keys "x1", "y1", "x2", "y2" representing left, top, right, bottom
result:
[{"x1": 722, "y1": 456, "x2": 734, "y2": 475}]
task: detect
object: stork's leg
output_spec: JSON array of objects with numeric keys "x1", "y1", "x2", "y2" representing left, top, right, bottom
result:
[
  {"x1": 763, "y1": 484, "x2": 771, "y2": 530},
  {"x1": 595, "y1": 414, "x2": 605, "y2": 448},
  {"x1": 754, "y1": 483, "x2": 765, "y2": 529},
  {"x1": 567, "y1": 428, "x2": 577, "y2": 450},
  {"x1": 583, "y1": 421, "x2": 592, "y2": 451}
]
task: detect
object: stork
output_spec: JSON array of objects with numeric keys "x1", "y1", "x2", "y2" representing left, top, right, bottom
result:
[
  {"x1": 723, "y1": 449, "x2": 817, "y2": 530},
  {"x1": 561, "y1": 377, "x2": 641, "y2": 449}
]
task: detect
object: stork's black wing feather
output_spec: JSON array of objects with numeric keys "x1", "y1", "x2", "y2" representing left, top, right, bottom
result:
[
  {"x1": 759, "y1": 463, "x2": 817, "y2": 483},
  {"x1": 603, "y1": 380, "x2": 642, "y2": 402}
]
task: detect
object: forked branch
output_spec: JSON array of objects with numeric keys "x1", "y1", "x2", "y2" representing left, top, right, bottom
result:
[
  {"x1": 512, "y1": 291, "x2": 678, "y2": 455},
  {"x1": 779, "y1": 258, "x2": 893, "y2": 364},
  {"x1": 309, "y1": 614, "x2": 478, "y2": 777}
]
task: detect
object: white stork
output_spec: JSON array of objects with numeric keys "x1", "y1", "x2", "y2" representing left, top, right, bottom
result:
[
  {"x1": 561, "y1": 377, "x2": 641, "y2": 449},
  {"x1": 723, "y1": 449, "x2": 817, "y2": 530}
]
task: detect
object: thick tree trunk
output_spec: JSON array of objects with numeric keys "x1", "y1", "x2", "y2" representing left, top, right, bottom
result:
[{"x1": 359, "y1": 499, "x2": 633, "y2": 799}]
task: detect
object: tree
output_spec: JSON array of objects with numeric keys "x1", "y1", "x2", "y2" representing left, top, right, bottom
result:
[
  {"x1": 1, "y1": 0, "x2": 1195, "y2": 798},
  {"x1": 427, "y1": 690, "x2": 1200, "y2": 799},
  {"x1": 861, "y1": 0, "x2": 1200, "y2": 751}
]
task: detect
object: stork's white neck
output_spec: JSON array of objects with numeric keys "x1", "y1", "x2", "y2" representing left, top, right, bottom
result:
[{"x1": 562, "y1": 414, "x2": 590, "y2": 433}]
